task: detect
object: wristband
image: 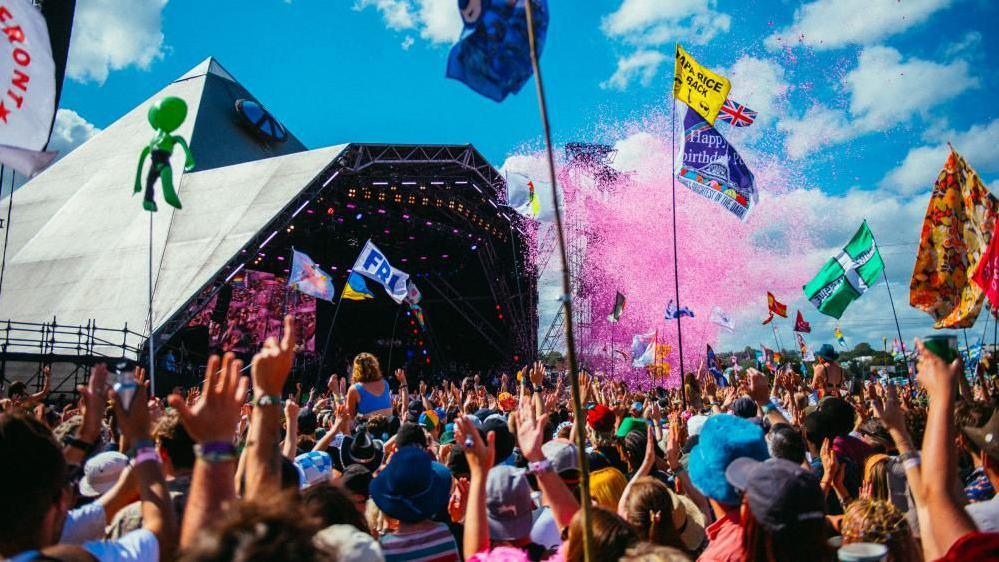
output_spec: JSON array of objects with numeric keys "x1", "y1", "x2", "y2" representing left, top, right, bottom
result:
[
  {"x1": 195, "y1": 442, "x2": 238, "y2": 463},
  {"x1": 253, "y1": 395, "x2": 282, "y2": 407},
  {"x1": 62, "y1": 435, "x2": 96, "y2": 455},
  {"x1": 528, "y1": 458, "x2": 553, "y2": 475},
  {"x1": 132, "y1": 447, "x2": 160, "y2": 466}
]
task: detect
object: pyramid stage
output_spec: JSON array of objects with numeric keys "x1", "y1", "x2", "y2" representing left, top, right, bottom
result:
[{"x1": 0, "y1": 59, "x2": 536, "y2": 397}]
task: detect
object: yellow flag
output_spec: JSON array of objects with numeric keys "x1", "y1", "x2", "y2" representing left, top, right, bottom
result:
[{"x1": 672, "y1": 44, "x2": 731, "y2": 125}]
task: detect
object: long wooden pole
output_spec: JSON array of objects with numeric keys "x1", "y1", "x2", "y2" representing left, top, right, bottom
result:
[
  {"x1": 670, "y1": 95, "x2": 687, "y2": 409},
  {"x1": 524, "y1": 3, "x2": 593, "y2": 561}
]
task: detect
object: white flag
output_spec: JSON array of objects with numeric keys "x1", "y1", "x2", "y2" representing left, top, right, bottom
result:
[
  {"x1": 0, "y1": 0, "x2": 58, "y2": 177},
  {"x1": 351, "y1": 240, "x2": 410, "y2": 304},
  {"x1": 710, "y1": 306, "x2": 735, "y2": 332}
]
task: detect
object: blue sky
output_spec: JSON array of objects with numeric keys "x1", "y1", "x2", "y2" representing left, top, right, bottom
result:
[{"x1": 44, "y1": 0, "x2": 999, "y2": 352}]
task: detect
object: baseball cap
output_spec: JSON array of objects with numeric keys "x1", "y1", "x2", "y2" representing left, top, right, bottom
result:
[
  {"x1": 687, "y1": 414, "x2": 709, "y2": 437},
  {"x1": 587, "y1": 404, "x2": 615, "y2": 433},
  {"x1": 419, "y1": 410, "x2": 440, "y2": 431},
  {"x1": 79, "y1": 451, "x2": 129, "y2": 497},
  {"x1": 541, "y1": 439, "x2": 580, "y2": 475},
  {"x1": 963, "y1": 409, "x2": 999, "y2": 461},
  {"x1": 616, "y1": 417, "x2": 648, "y2": 438},
  {"x1": 486, "y1": 465, "x2": 534, "y2": 541},
  {"x1": 295, "y1": 451, "x2": 334, "y2": 490},
  {"x1": 731, "y1": 396, "x2": 758, "y2": 419},
  {"x1": 725, "y1": 457, "x2": 825, "y2": 534}
]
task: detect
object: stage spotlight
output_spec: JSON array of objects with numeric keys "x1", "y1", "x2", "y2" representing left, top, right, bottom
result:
[
  {"x1": 470, "y1": 244, "x2": 477, "y2": 251},
  {"x1": 356, "y1": 213, "x2": 363, "y2": 220},
  {"x1": 326, "y1": 207, "x2": 335, "y2": 215}
]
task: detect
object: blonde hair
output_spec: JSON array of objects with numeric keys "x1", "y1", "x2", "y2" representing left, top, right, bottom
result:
[
  {"x1": 352, "y1": 352, "x2": 382, "y2": 383},
  {"x1": 590, "y1": 467, "x2": 628, "y2": 510},
  {"x1": 841, "y1": 499, "x2": 919, "y2": 562}
]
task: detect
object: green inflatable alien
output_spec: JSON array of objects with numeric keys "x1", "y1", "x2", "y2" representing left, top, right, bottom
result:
[{"x1": 133, "y1": 97, "x2": 195, "y2": 212}]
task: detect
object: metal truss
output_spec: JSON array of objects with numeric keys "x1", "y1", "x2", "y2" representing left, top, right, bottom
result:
[{"x1": 153, "y1": 143, "x2": 535, "y2": 369}]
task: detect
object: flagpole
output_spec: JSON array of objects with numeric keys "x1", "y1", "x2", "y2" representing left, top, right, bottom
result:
[
  {"x1": 0, "y1": 165, "x2": 13, "y2": 303},
  {"x1": 387, "y1": 305, "x2": 403, "y2": 374},
  {"x1": 870, "y1": 223, "x2": 912, "y2": 386},
  {"x1": 319, "y1": 289, "x2": 347, "y2": 377},
  {"x1": 670, "y1": 84, "x2": 687, "y2": 410},
  {"x1": 524, "y1": 3, "x2": 593, "y2": 560},
  {"x1": 610, "y1": 322, "x2": 616, "y2": 380}
]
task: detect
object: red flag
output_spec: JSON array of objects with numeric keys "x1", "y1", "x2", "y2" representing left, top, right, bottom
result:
[
  {"x1": 767, "y1": 292, "x2": 788, "y2": 318},
  {"x1": 762, "y1": 313, "x2": 774, "y2": 325},
  {"x1": 973, "y1": 231, "x2": 999, "y2": 306},
  {"x1": 794, "y1": 310, "x2": 812, "y2": 333}
]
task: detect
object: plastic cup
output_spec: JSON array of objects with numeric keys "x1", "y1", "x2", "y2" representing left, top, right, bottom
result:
[
  {"x1": 838, "y1": 542, "x2": 888, "y2": 562},
  {"x1": 922, "y1": 334, "x2": 957, "y2": 363}
]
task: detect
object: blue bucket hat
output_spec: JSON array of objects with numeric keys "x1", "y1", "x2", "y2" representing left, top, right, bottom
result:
[
  {"x1": 370, "y1": 446, "x2": 453, "y2": 523},
  {"x1": 689, "y1": 414, "x2": 769, "y2": 505}
]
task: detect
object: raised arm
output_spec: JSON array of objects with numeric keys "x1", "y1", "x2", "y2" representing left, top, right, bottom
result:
[
  {"x1": 245, "y1": 316, "x2": 296, "y2": 500},
  {"x1": 168, "y1": 353, "x2": 248, "y2": 548},
  {"x1": 748, "y1": 368, "x2": 790, "y2": 427},
  {"x1": 113, "y1": 370, "x2": 177, "y2": 560},
  {"x1": 455, "y1": 415, "x2": 495, "y2": 558},
  {"x1": 514, "y1": 396, "x2": 579, "y2": 529},
  {"x1": 915, "y1": 339, "x2": 977, "y2": 556},
  {"x1": 282, "y1": 397, "x2": 300, "y2": 459},
  {"x1": 64, "y1": 364, "x2": 108, "y2": 466}
]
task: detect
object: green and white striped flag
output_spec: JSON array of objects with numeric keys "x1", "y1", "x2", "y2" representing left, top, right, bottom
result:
[{"x1": 803, "y1": 221, "x2": 885, "y2": 319}]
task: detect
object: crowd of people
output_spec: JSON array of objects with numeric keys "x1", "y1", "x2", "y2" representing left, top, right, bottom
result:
[{"x1": 2, "y1": 315, "x2": 999, "y2": 561}]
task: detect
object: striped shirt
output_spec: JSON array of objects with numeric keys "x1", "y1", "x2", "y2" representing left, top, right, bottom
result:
[{"x1": 380, "y1": 522, "x2": 460, "y2": 562}]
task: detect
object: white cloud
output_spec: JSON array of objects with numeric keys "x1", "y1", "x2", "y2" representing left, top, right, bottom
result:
[
  {"x1": 47, "y1": 109, "x2": 100, "y2": 157},
  {"x1": 880, "y1": 118, "x2": 999, "y2": 193},
  {"x1": 765, "y1": 0, "x2": 954, "y2": 51},
  {"x1": 721, "y1": 56, "x2": 789, "y2": 128},
  {"x1": 777, "y1": 105, "x2": 853, "y2": 159},
  {"x1": 401, "y1": 36, "x2": 415, "y2": 50},
  {"x1": 846, "y1": 46, "x2": 977, "y2": 130},
  {"x1": 602, "y1": 0, "x2": 730, "y2": 46},
  {"x1": 600, "y1": 50, "x2": 667, "y2": 91},
  {"x1": 67, "y1": 0, "x2": 169, "y2": 84},
  {"x1": 354, "y1": 0, "x2": 460, "y2": 47},
  {"x1": 943, "y1": 31, "x2": 983, "y2": 58},
  {"x1": 777, "y1": 46, "x2": 978, "y2": 159}
]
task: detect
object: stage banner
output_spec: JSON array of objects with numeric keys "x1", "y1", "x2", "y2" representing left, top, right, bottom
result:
[
  {"x1": 0, "y1": 0, "x2": 58, "y2": 177},
  {"x1": 352, "y1": 240, "x2": 410, "y2": 304},
  {"x1": 676, "y1": 107, "x2": 757, "y2": 220},
  {"x1": 673, "y1": 44, "x2": 730, "y2": 125}
]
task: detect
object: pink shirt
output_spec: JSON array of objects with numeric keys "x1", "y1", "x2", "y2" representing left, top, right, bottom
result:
[{"x1": 697, "y1": 510, "x2": 746, "y2": 562}]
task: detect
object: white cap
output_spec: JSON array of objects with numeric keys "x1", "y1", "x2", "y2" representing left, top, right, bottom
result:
[
  {"x1": 79, "y1": 451, "x2": 129, "y2": 497},
  {"x1": 687, "y1": 415, "x2": 709, "y2": 437}
]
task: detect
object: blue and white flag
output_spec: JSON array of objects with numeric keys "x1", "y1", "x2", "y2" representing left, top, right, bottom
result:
[
  {"x1": 664, "y1": 300, "x2": 695, "y2": 320},
  {"x1": 288, "y1": 250, "x2": 335, "y2": 301},
  {"x1": 706, "y1": 344, "x2": 728, "y2": 387},
  {"x1": 351, "y1": 240, "x2": 410, "y2": 304},
  {"x1": 446, "y1": 0, "x2": 548, "y2": 102},
  {"x1": 631, "y1": 331, "x2": 657, "y2": 368},
  {"x1": 675, "y1": 106, "x2": 757, "y2": 220}
]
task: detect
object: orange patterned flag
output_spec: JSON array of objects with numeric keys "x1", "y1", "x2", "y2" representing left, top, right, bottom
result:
[{"x1": 910, "y1": 149, "x2": 998, "y2": 328}]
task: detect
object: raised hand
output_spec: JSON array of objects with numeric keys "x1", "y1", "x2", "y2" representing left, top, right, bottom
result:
[
  {"x1": 168, "y1": 353, "x2": 248, "y2": 443},
  {"x1": 285, "y1": 395, "x2": 301, "y2": 421},
  {"x1": 513, "y1": 395, "x2": 549, "y2": 462},
  {"x1": 112, "y1": 368, "x2": 152, "y2": 443},
  {"x1": 455, "y1": 415, "x2": 495, "y2": 476},
  {"x1": 915, "y1": 338, "x2": 963, "y2": 401},
  {"x1": 747, "y1": 368, "x2": 771, "y2": 406},
  {"x1": 78, "y1": 363, "x2": 109, "y2": 440},
  {"x1": 251, "y1": 315, "x2": 296, "y2": 397},
  {"x1": 529, "y1": 361, "x2": 545, "y2": 387},
  {"x1": 394, "y1": 369, "x2": 407, "y2": 387}
]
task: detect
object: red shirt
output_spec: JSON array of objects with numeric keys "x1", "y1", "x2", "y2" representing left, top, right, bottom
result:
[
  {"x1": 697, "y1": 509, "x2": 746, "y2": 562},
  {"x1": 935, "y1": 532, "x2": 999, "y2": 561}
]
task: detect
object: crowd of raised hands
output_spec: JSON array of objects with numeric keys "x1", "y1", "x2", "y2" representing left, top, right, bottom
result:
[{"x1": 3, "y1": 322, "x2": 999, "y2": 561}]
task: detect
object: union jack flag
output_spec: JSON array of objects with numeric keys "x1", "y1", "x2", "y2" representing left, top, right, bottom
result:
[{"x1": 717, "y1": 99, "x2": 757, "y2": 127}]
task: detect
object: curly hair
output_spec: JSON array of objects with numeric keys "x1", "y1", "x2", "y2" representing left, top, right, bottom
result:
[
  {"x1": 352, "y1": 352, "x2": 382, "y2": 383},
  {"x1": 841, "y1": 499, "x2": 920, "y2": 562}
]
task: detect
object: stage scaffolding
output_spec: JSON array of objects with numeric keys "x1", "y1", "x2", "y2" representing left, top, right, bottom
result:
[{"x1": 0, "y1": 318, "x2": 144, "y2": 396}]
